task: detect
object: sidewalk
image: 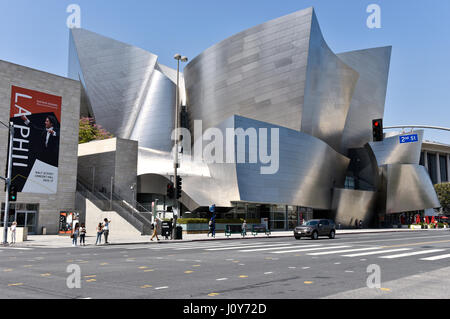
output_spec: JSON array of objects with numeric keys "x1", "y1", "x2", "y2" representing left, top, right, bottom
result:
[{"x1": 17, "y1": 228, "x2": 440, "y2": 248}]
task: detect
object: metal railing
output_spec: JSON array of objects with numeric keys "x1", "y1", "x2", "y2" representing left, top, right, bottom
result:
[{"x1": 76, "y1": 178, "x2": 153, "y2": 235}]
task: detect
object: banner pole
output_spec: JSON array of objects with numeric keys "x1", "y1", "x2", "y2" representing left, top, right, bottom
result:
[{"x1": 3, "y1": 123, "x2": 14, "y2": 245}]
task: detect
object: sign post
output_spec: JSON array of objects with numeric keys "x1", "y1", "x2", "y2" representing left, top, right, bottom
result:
[{"x1": 2, "y1": 122, "x2": 14, "y2": 245}]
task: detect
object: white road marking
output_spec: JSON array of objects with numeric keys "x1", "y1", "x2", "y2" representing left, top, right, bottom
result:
[
  {"x1": 342, "y1": 248, "x2": 412, "y2": 257},
  {"x1": 380, "y1": 249, "x2": 446, "y2": 259},
  {"x1": 264, "y1": 272, "x2": 273, "y2": 275},
  {"x1": 206, "y1": 243, "x2": 293, "y2": 251},
  {"x1": 271, "y1": 245, "x2": 350, "y2": 254},
  {"x1": 307, "y1": 247, "x2": 383, "y2": 256},
  {"x1": 155, "y1": 286, "x2": 169, "y2": 290},
  {"x1": 216, "y1": 278, "x2": 228, "y2": 281},
  {"x1": 239, "y1": 244, "x2": 321, "y2": 252},
  {"x1": 420, "y1": 254, "x2": 450, "y2": 261}
]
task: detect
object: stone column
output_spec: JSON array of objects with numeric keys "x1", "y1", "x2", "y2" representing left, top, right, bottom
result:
[{"x1": 436, "y1": 152, "x2": 441, "y2": 184}]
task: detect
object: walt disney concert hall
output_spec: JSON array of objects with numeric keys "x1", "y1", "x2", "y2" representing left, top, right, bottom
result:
[{"x1": 69, "y1": 7, "x2": 440, "y2": 230}]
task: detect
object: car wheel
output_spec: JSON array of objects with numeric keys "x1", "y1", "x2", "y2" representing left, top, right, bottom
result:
[
  {"x1": 311, "y1": 231, "x2": 318, "y2": 240},
  {"x1": 329, "y1": 230, "x2": 335, "y2": 239},
  {"x1": 294, "y1": 235, "x2": 301, "y2": 240}
]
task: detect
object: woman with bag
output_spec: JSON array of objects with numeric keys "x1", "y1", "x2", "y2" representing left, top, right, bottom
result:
[{"x1": 72, "y1": 224, "x2": 79, "y2": 247}]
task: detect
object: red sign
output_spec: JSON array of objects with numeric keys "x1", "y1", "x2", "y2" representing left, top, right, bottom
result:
[{"x1": 9, "y1": 86, "x2": 62, "y2": 194}]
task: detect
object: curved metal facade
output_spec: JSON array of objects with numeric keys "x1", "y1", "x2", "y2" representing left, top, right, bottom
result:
[
  {"x1": 69, "y1": 28, "x2": 181, "y2": 152},
  {"x1": 385, "y1": 164, "x2": 440, "y2": 213},
  {"x1": 69, "y1": 7, "x2": 441, "y2": 223}
]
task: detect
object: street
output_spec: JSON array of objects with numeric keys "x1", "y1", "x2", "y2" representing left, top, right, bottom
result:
[{"x1": 1, "y1": 230, "x2": 450, "y2": 299}]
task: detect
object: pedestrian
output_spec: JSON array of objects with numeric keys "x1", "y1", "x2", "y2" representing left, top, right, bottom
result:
[
  {"x1": 242, "y1": 220, "x2": 247, "y2": 237},
  {"x1": 95, "y1": 222, "x2": 103, "y2": 245},
  {"x1": 355, "y1": 219, "x2": 358, "y2": 229},
  {"x1": 103, "y1": 218, "x2": 111, "y2": 244},
  {"x1": 359, "y1": 220, "x2": 363, "y2": 229},
  {"x1": 169, "y1": 218, "x2": 173, "y2": 240},
  {"x1": 72, "y1": 223, "x2": 79, "y2": 247},
  {"x1": 10, "y1": 221, "x2": 17, "y2": 244},
  {"x1": 150, "y1": 218, "x2": 160, "y2": 241},
  {"x1": 207, "y1": 219, "x2": 213, "y2": 237},
  {"x1": 79, "y1": 223, "x2": 86, "y2": 246},
  {"x1": 211, "y1": 219, "x2": 216, "y2": 238}
]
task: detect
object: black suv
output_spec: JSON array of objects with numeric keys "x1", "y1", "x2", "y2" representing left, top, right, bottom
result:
[{"x1": 294, "y1": 219, "x2": 336, "y2": 240}]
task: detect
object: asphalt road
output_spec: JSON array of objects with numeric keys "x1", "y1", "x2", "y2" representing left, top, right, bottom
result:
[{"x1": 1, "y1": 230, "x2": 450, "y2": 299}]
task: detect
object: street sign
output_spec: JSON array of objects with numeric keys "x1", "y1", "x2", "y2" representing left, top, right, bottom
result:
[{"x1": 399, "y1": 134, "x2": 419, "y2": 144}]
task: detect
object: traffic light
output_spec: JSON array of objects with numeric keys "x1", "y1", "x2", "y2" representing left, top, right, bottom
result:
[
  {"x1": 166, "y1": 182, "x2": 174, "y2": 199},
  {"x1": 372, "y1": 119, "x2": 383, "y2": 142},
  {"x1": 9, "y1": 185, "x2": 17, "y2": 202},
  {"x1": 176, "y1": 176, "x2": 182, "y2": 199}
]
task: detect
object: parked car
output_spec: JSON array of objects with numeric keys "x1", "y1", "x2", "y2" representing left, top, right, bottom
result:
[{"x1": 294, "y1": 219, "x2": 336, "y2": 240}]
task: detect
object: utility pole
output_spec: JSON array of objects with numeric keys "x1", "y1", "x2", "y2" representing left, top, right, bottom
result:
[
  {"x1": 2, "y1": 122, "x2": 14, "y2": 245},
  {"x1": 172, "y1": 53, "x2": 188, "y2": 240}
]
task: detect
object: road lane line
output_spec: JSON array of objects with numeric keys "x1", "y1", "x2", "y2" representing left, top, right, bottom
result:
[
  {"x1": 271, "y1": 245, "x2": 350, "y2": 254},
  {"x1": 342, "y1": 248, "x2": 412, "y2": 257},
  {"x1": 176, "y1": 242, "x2": 286, "y2": 250},
  {"x1": 155, "y1": 286, "x2": 168, "y2": 290},
  {"x1": 420, "y1": 254, "x2": 450, "y2": 261},
  {"x1": 380, "y1": 249, "x2": 446, "y2": 259},
  {"x1": 216, "y1": 278, "x2": 228, "y2": 281},
  {"x1": 206, "y1": 243, "x2": 293, "y2": 251},
  {"x1": 307, "y1": 247, "x2": 383, "y2": 256},
  {"x1": 239, "y1": 244, "x2": 321, "y2": 252}
]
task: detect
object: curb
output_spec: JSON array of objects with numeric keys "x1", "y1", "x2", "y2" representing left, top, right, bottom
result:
[{"x1": 19, "y1": 228, "x2": 446, "y2": 248}]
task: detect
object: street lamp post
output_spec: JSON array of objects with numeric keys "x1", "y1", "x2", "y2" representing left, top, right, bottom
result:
[{"x1": 173, "y1": 53, "x2": 188, "y2": 240}]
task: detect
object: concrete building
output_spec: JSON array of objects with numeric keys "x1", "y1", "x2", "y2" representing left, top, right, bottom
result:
[{"x1": 0, "y1": 60, "x2": 81, "y2": 234}]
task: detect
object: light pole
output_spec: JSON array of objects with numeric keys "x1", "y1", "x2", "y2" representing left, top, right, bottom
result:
[
  {"x1": 1, "y1": 121, "x2": 14, "y2": 245},
  {"x1": 173, "y1": 53, "x2": 188, "y2": 240}
]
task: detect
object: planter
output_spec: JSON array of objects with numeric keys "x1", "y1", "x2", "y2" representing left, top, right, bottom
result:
[
  {"x1": 409, "y1": 225, "x2": 422, "y2": 230},
  {"x1": 179, "y1": 223, "x2": 258, "y2": 234}
]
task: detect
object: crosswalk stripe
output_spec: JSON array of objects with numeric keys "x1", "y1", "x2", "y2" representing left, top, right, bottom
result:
[
  {"x1": 239, "y1": 244, "x2": 321, "y2": 252},
  {"x1": 342, "y1": 248, "x2": 412, "y2": 257},
  {"x1": 419, "y1": 254, "x2": 450, "y2": 261},
  {"x1": 3, "y1": 247, "x2": 33, "y2": 250},
  {"x1": 205, "y1": 243, "x2": 293, "y2": 251},
  {"x1": 307, "y1": 247, "x2": 383, "y2": 256},
  {"x1": 175, "y1": 243, "x2": 269, "y2": 250},
  {"x1": 379, "y1": 249, "x2": 446, "y2": 259},
  {"x1": 271, "y1": 245, "x2": 350, "y2": 254}
]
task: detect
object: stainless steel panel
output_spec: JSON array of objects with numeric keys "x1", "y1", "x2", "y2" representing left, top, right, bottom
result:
[
  {"x1": 301, "y1": 12, "x2": 359, "y2": 151},
  {"x1": 338, "y1": 46, "x2": 392, "y2": 153},
  {"x1": 385, "y1": 164, "x2": 441, "y2": 213},
  {"x1": 184, "y1": 7, "x2": 314, "y2": 133},
  {"x1": 369, "y1": 130, "x2": 424, "y2": 165},
  {"x1": 69, "y1": 28, "x2": 181, "y2": 152},
  {"x1": 331, "y1": 188, "x2": 377, "y2": 228}
]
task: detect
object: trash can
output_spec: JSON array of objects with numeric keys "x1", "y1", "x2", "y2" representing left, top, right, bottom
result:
[{"x1": 175, "y1": 226, "x2": 183, "y2": 240}]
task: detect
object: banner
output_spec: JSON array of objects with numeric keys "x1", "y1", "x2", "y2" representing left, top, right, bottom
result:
[{"x1": 9, "y1": 86, "x2": 62, "y2": 194}]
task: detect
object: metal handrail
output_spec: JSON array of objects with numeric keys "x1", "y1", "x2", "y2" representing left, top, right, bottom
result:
[{"x1": 76, "y1": 179, "x2": 152, "y2": 235}]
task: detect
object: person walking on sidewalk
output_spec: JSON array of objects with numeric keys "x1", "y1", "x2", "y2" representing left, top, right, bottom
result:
[
  {"x1": 150, "y1": 217, "x2": 160, "y2": 241},
  {"x1": 103, "y1": 218, "x2": 111, "y2": 244},
  {"x1": 207, "y1": 219, "x2": 214, "y2": 237},
  {"x1": 10, "y1": 221, "x2": 17, "y2": 244},
  {"x1": 72, "y1": 224, "x2": 79, "y2": 247},
  {"x1": 79, "y1": 223, "x2": 86, "y2": 246},
  {"x1": 95, "y1": 223, "x2": 103, "y2": 245},
  {"x1": 242, "y1": 220, "x2": 247, "y2": 237}
]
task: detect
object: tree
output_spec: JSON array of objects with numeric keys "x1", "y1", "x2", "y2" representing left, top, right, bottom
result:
[
  {"x1": 435, "y1": 183, "x2": 450, "y2": 214},
  {"x1": 79, "y1": 117, "x2": 114, "y2": 144}
]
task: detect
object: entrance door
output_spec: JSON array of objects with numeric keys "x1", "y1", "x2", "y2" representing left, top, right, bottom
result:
[{"x1": 16, "y1": 211, "x2": 37, "y2": 234}]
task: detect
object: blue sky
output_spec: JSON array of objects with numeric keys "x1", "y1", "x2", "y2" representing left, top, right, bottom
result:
[{"x1": 0, "y1": 0, "x2": 449, "y2": 143}]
